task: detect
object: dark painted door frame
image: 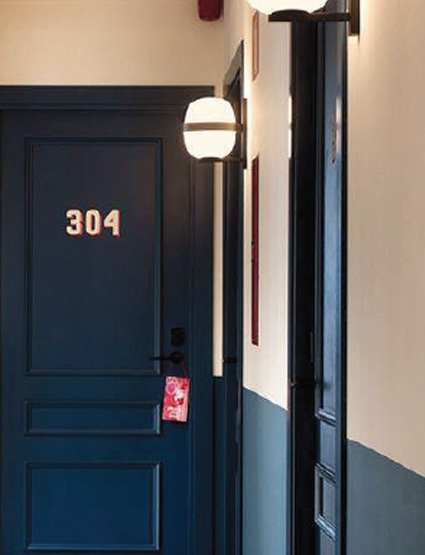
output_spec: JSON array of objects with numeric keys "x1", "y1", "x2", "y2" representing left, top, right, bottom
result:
[
  {"x1": 218, "y1": 42, "x2": 245, "y2": 555},
  {"x1": 0, "y1": 85, "x2": 215, "y2": 555},
  {"x1": 288, "y1": 14, "x2": 348, "y2": 555},
  {"x1": 288, "y1": 22, "x2": 319, "y2": 555}
]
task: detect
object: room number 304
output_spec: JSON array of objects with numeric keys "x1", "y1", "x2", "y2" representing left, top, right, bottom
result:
[{"x1": 66, "y1": 209, "x2": 121, "y2": 237}]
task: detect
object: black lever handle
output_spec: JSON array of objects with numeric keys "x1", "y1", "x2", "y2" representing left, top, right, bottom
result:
[
  {"x1": 290, "y1": 378, "x2": 317, "y2": 390},
  {"x1": 149, "y1": 351, "x2": 184, "y2": 365}
]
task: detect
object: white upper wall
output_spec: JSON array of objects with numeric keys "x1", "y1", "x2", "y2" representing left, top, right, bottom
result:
[
  {"x1": 0, "y1": 0, "x2": 223, "y2": 87},
  {"x1": 223, "y1": 0, "x2": 290, "y2": 409},
  {"x1": 348, "y1": 0, "x2": 425, "y2": 476}
]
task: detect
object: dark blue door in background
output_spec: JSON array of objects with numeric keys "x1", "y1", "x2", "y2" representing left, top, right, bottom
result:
[{"x1": 0, "y1": 87, "x2": 213, "y2": 555}]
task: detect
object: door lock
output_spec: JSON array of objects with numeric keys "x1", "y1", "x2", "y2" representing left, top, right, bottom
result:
[{"x1": 171, "y1": 327, "x2": 186, "y2": 347}]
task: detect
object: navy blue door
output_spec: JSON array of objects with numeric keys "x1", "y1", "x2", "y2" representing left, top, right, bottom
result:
[
  {"x1": 289, "y1": 11, "x2": 346, "y2": 555},
  {"x1": 0, "y1": 88, "x2": 213, "y2": 555},
  {"x1": 315, "y1": 3, "x2": 347, "y2": 554}
]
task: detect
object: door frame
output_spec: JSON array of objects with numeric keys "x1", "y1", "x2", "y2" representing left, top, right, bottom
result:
[
  {"x1": 0, "y1": 85, "x2": 215, "y2": 555},
  {"x1": 288, "y1": 23, "x2": 319, "y2": 555},
  {"x1": 220, "y1": 43, "x2": 245, "y2": 555},
  {"x1": 287, "y1": 19, "x2": 348, "y2": 555}
]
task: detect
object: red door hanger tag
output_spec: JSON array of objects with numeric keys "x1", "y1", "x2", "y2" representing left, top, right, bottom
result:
[{"x1": 162, "y1": 362, "x2": 190, "y2": 423}]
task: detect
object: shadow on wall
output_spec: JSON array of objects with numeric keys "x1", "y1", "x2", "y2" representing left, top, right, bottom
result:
[
  {"x1": 243, "y1": 389, "x2": 287, "y2": 555},
  {"x1": 348, "y1": 442, "x2": 425, "y2": 555}
]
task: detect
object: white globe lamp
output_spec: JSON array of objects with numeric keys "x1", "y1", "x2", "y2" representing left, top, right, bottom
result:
[{"x1": 183, "y1": 97, "x2": 240, "y2": 161}]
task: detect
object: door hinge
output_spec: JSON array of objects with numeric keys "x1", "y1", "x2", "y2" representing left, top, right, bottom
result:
[{"x1": 310, "y1": 331, "x2": 315, "y2": 364}]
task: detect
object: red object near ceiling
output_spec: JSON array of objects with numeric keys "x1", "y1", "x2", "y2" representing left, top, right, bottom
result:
[{"x1": 198, "y1": 0, "x2": 223, "y2": 21}]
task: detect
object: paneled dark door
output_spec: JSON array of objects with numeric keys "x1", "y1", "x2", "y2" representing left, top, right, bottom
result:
[
  {"x1": 0, "y1": 88, "x2": 213, "y2": 555},
  {"x1": 314, "y1": 3, "x2": 347, "y2": 553},
  {"x1": 289, "y1": 2, "x2": 347, "y2": 554}
]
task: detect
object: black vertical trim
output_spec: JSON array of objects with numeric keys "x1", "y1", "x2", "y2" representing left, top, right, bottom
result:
[
  {"x1": 340, "y1": 9, "x2": 349, "y2": 555},
  {"x1": 220, "y1": 42, "x2": 245, "y2": 555},
  {"x1": 288, "y1": 21, "x2": 318, "y2": 555}
]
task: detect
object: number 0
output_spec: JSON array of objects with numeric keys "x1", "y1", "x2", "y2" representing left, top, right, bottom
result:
[{"x1": 85, "y1": 210, "x2": 102, "y2": 236}]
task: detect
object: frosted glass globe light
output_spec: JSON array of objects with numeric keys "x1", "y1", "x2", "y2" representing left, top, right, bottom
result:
[
  {"x1": 247, "y1": 0, "x2": 325, "y2": 14},
  {"x1": 184, "y1": 97, "x2": 237, "y2": 160}
]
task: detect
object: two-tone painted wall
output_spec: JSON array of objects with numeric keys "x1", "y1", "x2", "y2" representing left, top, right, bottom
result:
[
  {"x1": 222, "y1": 3, "x2": 290, "y2": 554},
  {"x1": 347, "y1": 0, "x2": 425, "y2": 552},
  {"x1": 224, "y1": 1, "x2": 425, "y2": 553}
]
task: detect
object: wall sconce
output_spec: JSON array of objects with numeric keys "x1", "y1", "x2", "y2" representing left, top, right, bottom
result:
[
  {"x1": 247, "y1": 0, "x2": 359, "y2": 36},
  {"x1": 183, "y1": 97, "x2": 246, "y2": 166}
]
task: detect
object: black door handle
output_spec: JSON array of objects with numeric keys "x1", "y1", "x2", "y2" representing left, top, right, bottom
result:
[
  {"x1": 223, "y1": 357, "x2": 237, "y2": 364},
  {"x1": 149, "y1": 351, "x2": 184, "y2": 364},
  {"x1": 290, "y1": 379, "x2": 316, "y2": 389}
]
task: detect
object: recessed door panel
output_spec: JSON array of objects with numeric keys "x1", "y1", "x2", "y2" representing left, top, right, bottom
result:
[
  {"x1": 29, "y1": 139, "x2": 159, "y2": 373},
  {"x1": 25, "y1": 401, "x2": 161, "y2": 436},
  {"x1": 26, "y1": 463, "x2": 160, "y2": 552}
]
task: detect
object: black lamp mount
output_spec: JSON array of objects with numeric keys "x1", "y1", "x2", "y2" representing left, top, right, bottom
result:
[{"x1": 269, "y1": 0, "x2": 359, "y2": 36}]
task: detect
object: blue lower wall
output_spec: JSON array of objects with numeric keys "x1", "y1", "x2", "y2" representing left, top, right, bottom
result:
[
  {"x1": 242, "y1": 388, "x2": 288, "y2": 555},
  {"x1": 348, "y1": 441, "x2": 425, "y2": 555},
  {"x1": 237, "y1": 388, "x2": 425, "y2": 555}
]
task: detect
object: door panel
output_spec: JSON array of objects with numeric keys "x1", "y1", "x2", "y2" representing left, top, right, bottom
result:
[
  {"x1": 29, "y1": 139, "x2": 160, "y2": 373},
  {"x1": 0, "y1": 98, "x2": 213, "y2": 555},
  {"x1": 26, "y1": 462, "x2": 160, "y2": 551}
]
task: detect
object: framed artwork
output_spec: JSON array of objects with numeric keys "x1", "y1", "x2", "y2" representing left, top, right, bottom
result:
[
  {"x1": 252, "y1": 10, "x2": 260, "y2": 81},
  {"x1": 251, "y1": 156, "x2": 259, "y2": 346}
]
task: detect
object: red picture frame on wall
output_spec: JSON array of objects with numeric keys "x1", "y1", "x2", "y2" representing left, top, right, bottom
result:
[
  {"x1": 251, "y1": 156, "x2": 259, "y2": 346},
  {"x1": 252, "y1": 11, "x2": 260, "y2": 81}
]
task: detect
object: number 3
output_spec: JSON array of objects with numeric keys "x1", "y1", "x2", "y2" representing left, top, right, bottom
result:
[{"x1": 66, "y1": 209, "x2": 83, "y2": 236}]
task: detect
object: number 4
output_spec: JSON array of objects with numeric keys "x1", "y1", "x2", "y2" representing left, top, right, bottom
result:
[{"x1": 104, "y1": 209, "x2": 121, "y2": 237}]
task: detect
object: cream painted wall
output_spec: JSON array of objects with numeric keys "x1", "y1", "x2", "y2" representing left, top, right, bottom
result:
[
  {"x1": 348, "y1": 0, "x2": 425, "y2": 477},
  {"x1": 0, "y1": 0, "x2": 223, "y2": 87},
  {"x1": 223, "y1": 0, "x2": 290, "y2": 409}
]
